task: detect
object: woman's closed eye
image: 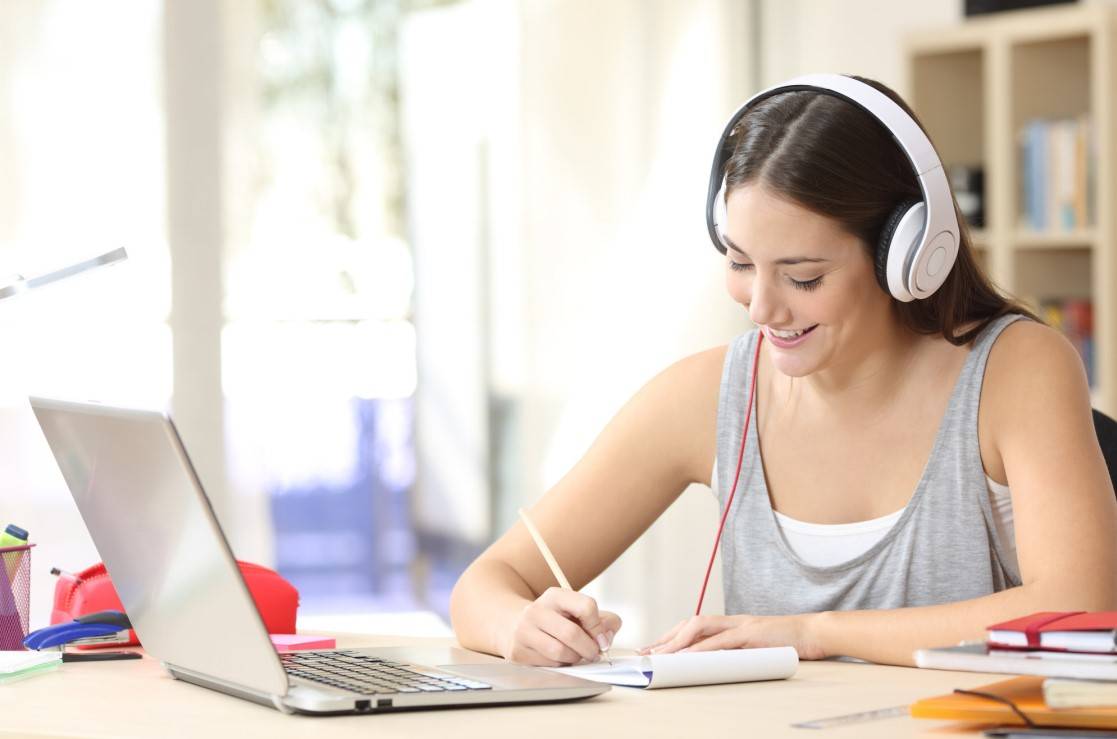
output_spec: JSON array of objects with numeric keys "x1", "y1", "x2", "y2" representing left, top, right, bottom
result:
[
  {"x1": 728, "y1": 260, "x2": 825, "y2": 292},
  {"x1": 790, "y1": 275, "x2": 824, "y2": 291}
]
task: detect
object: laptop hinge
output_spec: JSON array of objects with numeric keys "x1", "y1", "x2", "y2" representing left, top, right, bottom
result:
[{"x1": 165, "y1": 661, "x2": 289, "y2": 712}]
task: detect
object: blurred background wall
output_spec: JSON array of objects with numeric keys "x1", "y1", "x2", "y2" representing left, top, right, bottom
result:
[{"x1": 2, "y1": 0, "x2": 1077, "y2": 648}]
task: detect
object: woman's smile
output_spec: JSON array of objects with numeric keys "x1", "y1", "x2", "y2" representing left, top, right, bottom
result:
[{"x1": 764, "y1": 324, "x2": 818, "y2": 349}]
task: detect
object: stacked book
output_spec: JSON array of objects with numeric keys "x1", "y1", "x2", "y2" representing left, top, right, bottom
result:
[
  {"x1": 988, "y1": 612, "x2": 1117, "y2": 709},
  {"x1": 915, "y1": 611, "x2": 1117, "y2": 681},
  {"x1": 1018, "y1": 116, "x2": 1095, "y2": 232}
]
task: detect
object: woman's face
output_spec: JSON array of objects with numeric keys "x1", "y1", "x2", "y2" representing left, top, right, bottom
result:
[{"x1": 722, "y1": 183, "x2": 894, "y2": 379}]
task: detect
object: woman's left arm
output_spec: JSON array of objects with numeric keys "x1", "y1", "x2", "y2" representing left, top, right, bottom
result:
[{"x1": 647, "y1": 322, "x2": 1117, "y2": 665}]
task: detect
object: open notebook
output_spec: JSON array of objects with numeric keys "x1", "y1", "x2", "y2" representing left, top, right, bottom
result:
[{"x1": 550, "y1": 647, "x2": 798, "y2": 689}]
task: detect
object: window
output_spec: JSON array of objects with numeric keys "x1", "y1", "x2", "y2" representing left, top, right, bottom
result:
[{"x1": 225, "y1": 0, "x2": 429, "y2": 619}]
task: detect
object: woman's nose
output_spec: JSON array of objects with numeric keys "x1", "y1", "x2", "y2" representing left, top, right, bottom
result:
[{"x1": 747, "y1": 274, "x2": 782, "y2": 327}]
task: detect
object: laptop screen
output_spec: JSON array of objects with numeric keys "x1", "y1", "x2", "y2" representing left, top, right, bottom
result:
[{"x1": 31, "y1": 397, "x2": 288, "y2": 698}]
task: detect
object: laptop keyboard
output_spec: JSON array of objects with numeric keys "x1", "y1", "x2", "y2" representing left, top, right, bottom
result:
[{"x1": 281, "y1": 650, "x2": 492, "y2": 695}]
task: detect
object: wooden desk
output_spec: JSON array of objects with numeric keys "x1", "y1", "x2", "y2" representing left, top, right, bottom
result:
[{"x1": 0, "y1": 635, "x2": 1006, "y2": 738}]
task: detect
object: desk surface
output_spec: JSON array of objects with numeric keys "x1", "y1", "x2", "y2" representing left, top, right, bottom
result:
[{"x1": 0, "y1": 634, "x2": 1007, "y2": 738}]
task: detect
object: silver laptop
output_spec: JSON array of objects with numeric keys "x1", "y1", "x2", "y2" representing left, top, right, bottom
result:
[{"x1": 30, "y1": 396, "x2": 608, "y2": 714}]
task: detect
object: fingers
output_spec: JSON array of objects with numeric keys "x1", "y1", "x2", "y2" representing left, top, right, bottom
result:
[
  {"x1": 509, "y1": 606, "x2": 587, "y2": 665},
  {"x1": 540, "y1": 588, "x2": 620, "y2": 647},
  {"x1": 504, "y1": 588, "x2": 621, "y2": 666},
  {"x1": 543, "y1": 588, "x2": 606, "y2": 631},
  {"x1": 644, "y1": 616, "x2": 732, "y2": 655},
  {"x1": 683, "y1": 629, "x2": 741, "y2": 653},
  {"x1": 640, "y1": 618, "x2": 688, "y2": 655},
  {"x1": 505, "y1": 633, "x2": 583, "y2": 667},
  {"x1": 537, "y1": 607, "x2": 602, "y2": 663},
  {"x1": 598, "y1": 610, "x2": 622, "y2": 649}
]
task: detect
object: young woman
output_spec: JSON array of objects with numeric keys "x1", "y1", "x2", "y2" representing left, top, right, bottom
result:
[{"x1": 449, "y1": 75, "x2": 1117, "y2": 667}]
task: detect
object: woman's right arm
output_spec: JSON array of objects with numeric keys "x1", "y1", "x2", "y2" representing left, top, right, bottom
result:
[{"x1": 449, "y1": 345, "x2": 728, "y2": 664}]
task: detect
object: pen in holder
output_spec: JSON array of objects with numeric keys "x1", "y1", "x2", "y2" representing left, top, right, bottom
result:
[{"x1": 0, "y1": 543, "x2": 34, "y2": 650}]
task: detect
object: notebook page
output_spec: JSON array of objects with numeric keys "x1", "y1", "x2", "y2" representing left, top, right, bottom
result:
[
  {"x1": 551, "y1": 647, "x2": 798, "y2": 689},
  {"x1": 551, "y1": 656, "x2": 651, "y2": 687}
]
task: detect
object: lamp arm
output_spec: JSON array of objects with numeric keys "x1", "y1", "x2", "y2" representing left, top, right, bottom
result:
[{"x1": 0, "y1": 247, "x2": 128, "y2": 302}]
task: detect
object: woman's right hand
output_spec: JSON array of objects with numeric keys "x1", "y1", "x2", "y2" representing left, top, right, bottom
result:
[{"x1": 502, "y1": 587, "x2": 621, "y2": 666}]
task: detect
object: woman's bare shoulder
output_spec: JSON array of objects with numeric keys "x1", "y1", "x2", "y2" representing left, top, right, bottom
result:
[
  {"x1": 643, "y1": 344, "x2": 730, "y2": 483},
  {"x1": 644, "y1": 344, "x2": 730, "y2": 413},
  {"x1": 661, "y1": 344, "x2": 730, "y2": 385},
  {"x1": 982, "y1": 317, "x2": 1094, "y2": 454},
  {"x1": 984, "y1": 318, "x2": 1087, "y2": 393}
]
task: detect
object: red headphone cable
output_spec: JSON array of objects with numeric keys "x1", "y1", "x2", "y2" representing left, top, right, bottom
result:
[{"x1": 694, "y1": 331, "x2": 763, "y2": 616}]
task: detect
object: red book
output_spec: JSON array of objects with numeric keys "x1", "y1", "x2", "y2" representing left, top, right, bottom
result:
[{"x1": 987, "y1": 612, "x2": 1117, "y2": 653}]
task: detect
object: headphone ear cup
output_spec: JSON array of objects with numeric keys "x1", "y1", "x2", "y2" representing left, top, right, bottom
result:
[
  {"x1": 875, "y1": 199, "x2": 922, "y2": 296},
  {"x1": 712, "y1": 179, "x2": 729, "y2": 253}
]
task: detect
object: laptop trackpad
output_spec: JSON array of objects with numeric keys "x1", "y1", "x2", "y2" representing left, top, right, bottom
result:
[
  {"x1": 355, "y1": 646, "x2": 597, "y2": 689},
  {"x1": 440, "y1": 663, "x2": 602, "y2": 689}
]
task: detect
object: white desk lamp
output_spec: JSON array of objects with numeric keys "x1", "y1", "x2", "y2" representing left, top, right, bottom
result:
[{"x1": 0, "y1": 247, "x2": 128, "y2": 302}]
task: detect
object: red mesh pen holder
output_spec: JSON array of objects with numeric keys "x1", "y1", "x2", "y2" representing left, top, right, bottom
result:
[{"x1": 0, "y1": 544, "x2": 34, "y2": 650}]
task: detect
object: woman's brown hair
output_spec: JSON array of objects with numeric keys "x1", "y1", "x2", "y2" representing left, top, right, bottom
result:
[{"x1": 723, "y1": 75, "x2": 1036, "y2": 345}]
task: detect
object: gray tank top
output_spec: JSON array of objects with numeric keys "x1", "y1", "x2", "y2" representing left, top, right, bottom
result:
[{"x1": 716, "y1": 314, "x2": 1025, "y2": 615}]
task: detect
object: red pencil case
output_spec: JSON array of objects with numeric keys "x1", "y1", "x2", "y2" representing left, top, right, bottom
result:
[{"x1": 52, "y1": 560, "x2": 299, "y2": 647}]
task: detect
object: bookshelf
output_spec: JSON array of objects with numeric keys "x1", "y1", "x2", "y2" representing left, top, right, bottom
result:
[{"x1": 906, "y1": 3, "x2": 1116, "y2": 415}]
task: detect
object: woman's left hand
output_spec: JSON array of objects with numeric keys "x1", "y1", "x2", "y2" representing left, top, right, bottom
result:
[{"x1": 641, "y1": 613, "x2": 827, "y2": 660}]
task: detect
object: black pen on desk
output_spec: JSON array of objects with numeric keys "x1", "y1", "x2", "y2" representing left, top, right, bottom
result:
[
  {"x1": 517, "y1": 508, "x2": 612, "y2": 665},
  {"x1": 62, "y1": 651, "x2": 142, "y2": 663}
]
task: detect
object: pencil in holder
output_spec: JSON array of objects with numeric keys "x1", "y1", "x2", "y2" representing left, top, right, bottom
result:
[{"x1": 0, "y1": 543, "x2": 34, "y2": 650}]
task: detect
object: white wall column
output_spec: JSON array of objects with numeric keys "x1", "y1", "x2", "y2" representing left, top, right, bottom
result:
[{"x1": 164, "y1": 0, "x2": 230, "y2": 523}]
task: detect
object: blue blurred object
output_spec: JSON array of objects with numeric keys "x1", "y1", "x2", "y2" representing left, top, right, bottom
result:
[
  {"x1": 269, "y1": 398, "x2": 418, "y2": 607},
  {"x1": 266, "y1": 397, "x2": 481, "y2": 620},
  {"x1": 23, "y1": 610, "x2": 131, "y2": 650}
]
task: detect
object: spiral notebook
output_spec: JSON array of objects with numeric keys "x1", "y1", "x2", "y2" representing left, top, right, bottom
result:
[{"x1": 550, "y1": 647, "x2": 798, "y2": 689}]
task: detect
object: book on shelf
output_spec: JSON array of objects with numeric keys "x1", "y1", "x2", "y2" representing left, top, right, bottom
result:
[
  {"x1": 1018, "y1": 116, "x2": 1095, "y2": 232},
  {"x1": 949, "y1": 163, "x2": 985, "y2": 228},
  {"x1": 1041, "y1": 298, "x2": 1095, "y2": 388}
]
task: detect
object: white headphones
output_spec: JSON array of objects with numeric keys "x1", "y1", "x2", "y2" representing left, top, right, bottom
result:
[{"x1": 705, "y1": 73, "x2": 959, "y2": 302}]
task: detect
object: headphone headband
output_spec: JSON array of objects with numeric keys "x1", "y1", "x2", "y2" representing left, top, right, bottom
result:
[{"x1": 706, "y1": 74, "x2": 959, "y2": 302}]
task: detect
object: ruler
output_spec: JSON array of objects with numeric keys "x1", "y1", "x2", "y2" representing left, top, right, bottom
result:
[{"x1": 792, "y1": 704, "x2": 910, "y2": 729}]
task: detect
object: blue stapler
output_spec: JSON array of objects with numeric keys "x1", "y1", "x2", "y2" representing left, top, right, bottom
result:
[{"x1": 23, "y1": 610, "x2": 132, "y2": 651}]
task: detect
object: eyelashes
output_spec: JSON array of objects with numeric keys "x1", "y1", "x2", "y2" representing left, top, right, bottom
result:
[
  {"x1": 727, "y1": 261, "x2": 824, "y2": 292},
  {"x1": 791, "y1": 276, "x2": 823, "y2": 292}
]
